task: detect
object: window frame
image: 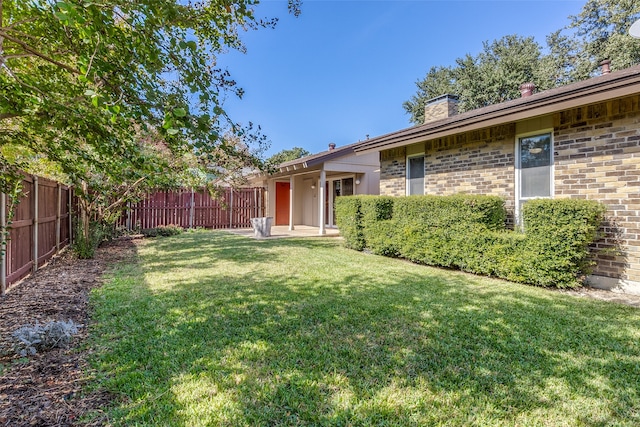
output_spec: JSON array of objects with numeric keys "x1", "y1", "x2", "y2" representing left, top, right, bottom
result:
[
  {"x1": 406, "y1": 153, "x2": 425, "y2": 196},
  {"x1": 515, "y1": 129, "x2": 554, "y2": 224}
]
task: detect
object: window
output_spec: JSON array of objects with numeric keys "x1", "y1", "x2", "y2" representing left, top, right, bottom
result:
[
  {"x1": 407, "y1": 155, "x2": 425, "y2": 195},
  {"x1": 516, "y1": 131, "x2": 553, "y2": 222}
]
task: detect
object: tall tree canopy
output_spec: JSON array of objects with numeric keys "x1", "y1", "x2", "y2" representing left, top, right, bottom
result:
[
  {"x1": 267, "y1": 146, "x2": 311, "y2": 166},
  {"x1": 0, "y1": 0, "x2": 300, "y2": 228},
  {"x1": 570, "y1": 0, "x2": 640, "y2": 71},
  {"x1": 404, "y1": 0, "x2": 640, "y2": 125}
]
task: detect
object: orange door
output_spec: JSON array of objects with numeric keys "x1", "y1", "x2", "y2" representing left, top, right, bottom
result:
[{"x1": 275, "y1": 182, "x2": 290, "y2": 225}]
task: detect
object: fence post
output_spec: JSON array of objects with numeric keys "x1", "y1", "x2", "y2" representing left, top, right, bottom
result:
[
  {"x1": 68, "y1": 189, "x2": 73, "y2": 245},
  {"x1": 1, "y1": 191, "x2": 6, "y2": 296},
  {"x1": 229, "y1": 189, "x2": 234, "y2": 229},
  {"x1": 189, "y1": 189, "x2": 195, "y2": 229},
  {"x1": 32, "y1": 176, "x2": 38, "y2": 273},
  {"x1": 56, "y1": 183, "x2": 61, "y2": 251},
  {"x1": 253, "y1": 188, "x2": 257, "y2": 219},
  {"x1": 126, "y1": 201, "x2": 131, "y2": 231}
]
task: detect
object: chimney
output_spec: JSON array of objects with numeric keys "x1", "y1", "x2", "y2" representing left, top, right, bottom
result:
[
  {"x1": 600, "y1": 59, "x2": 611, "y2": 75},
  {"x1": 424, "y1": 94, "x2": 459, "y2": 124},
  {"x1": 519, "y1": 82, "x2": 536, "y2": 98},
  {"x1": 328, "y1": 142, "x2": 336, "y2": 151}
]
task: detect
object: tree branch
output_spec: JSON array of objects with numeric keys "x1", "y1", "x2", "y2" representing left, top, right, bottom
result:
[{"x1": 0, "y1": 31, "x2": 81, "y2": 75}]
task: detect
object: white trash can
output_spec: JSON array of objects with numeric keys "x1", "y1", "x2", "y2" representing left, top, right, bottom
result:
[{"x1": 250, "y1": 217, "x2": 273, "y2": 238}]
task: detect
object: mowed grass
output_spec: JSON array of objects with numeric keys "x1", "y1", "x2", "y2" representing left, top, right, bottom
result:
[{"x1": 87, "y1": 230, "x2": 640, "y2": 426}]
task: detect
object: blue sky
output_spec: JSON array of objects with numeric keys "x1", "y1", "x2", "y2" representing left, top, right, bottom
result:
[{"x1": 220, "y1": 0, "x2": 585, "y2": 157}]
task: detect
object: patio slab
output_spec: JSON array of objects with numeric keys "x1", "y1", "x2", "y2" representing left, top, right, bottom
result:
[{"x1": 225, "y1": 225, "x2": 341, "y2": 239}]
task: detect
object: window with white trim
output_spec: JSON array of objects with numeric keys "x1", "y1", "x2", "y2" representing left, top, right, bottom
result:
[
  {"x1": 516, "y1": 131, "x2": 553, "y2": 223},
  {"x1": 407, "y1": 155, "x2": 425, "y2": 195}
]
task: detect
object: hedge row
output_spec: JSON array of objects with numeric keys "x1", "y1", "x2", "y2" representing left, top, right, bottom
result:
[{"x1": 335, "y1": 195, "x2": 605, "y2": 288}]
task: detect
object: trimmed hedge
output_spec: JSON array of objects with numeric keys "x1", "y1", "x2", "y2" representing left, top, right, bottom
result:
[
  {"x1": 334, "y1": 196, "x2": 364, "y2": 251},
  {"x1": 335, "y1": 194, "x2": 605, "y2": 288}
]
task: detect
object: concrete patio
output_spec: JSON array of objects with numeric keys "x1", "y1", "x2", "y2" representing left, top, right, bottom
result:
[{"x1": 225, "y1": 225, "x2": 341, "y2": 240}]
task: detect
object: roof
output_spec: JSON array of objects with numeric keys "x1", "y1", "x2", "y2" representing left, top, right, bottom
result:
[
  {"x1": 273, "y1": 140, "x2": 364, "y2": 173},
  {"x1": 354, "y1": 64, "x2": 640, "y2": 154}
]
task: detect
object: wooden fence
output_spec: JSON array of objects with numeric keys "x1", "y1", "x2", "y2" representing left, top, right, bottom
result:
[
  {"x1": 118, "y1": 187, "x2": 266, "y2": 230},
  {"x1": 1, "y1": 175, "x2": 72, "y2": 295}
]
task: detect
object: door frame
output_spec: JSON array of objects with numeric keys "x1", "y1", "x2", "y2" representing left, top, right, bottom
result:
[{"x1": 325, "y1": 174, "x2": 356, "y2": 228}]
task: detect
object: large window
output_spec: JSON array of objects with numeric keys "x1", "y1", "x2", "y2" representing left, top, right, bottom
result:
[
  {"x1": 516, "y1": 132, "x2": 553, "y2": 222},
  {"x1": 407, "y1": 155, "x2": 425, "y2": 195}
]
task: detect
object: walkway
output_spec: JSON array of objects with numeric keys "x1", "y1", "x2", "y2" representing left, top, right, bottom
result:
[{"x1": 225, "y1": 225, "x2": 341, "y2": 240}]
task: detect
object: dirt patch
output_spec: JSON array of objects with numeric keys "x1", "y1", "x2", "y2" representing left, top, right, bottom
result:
[{"x1": 0, "y1": 238, "x2": 138, "y2": 427}]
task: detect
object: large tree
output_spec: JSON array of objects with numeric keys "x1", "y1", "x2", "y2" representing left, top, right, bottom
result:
[
  {"x1": 570, "y1": 0, "x2": 640, "y2": 71},
  {"x1": 0, "y1": 0, "x2": 299, "y2": 243},
  {"x1": 267, "y1": 146, "x2": 311, "y2": 166},
  {"x1": 404, "y1": 0, "x2": 640, "y2": 125},
  {"x1": 405, "y1": 35, "x2": 546, "y2": 124}
]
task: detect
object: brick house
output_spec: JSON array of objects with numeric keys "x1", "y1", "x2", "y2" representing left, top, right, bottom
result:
[{"x1": 353, "y1": 63, "x2": 640, "y2": 294}]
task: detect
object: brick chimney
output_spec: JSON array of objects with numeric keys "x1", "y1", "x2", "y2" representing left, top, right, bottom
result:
[
  {"x1": 600, "y1": 59, "x2": 611, "y2": 75},
  {"x1": 424, "y1": 94, "x2": 459, "y2": 124},
  {"x1": 328, "y1": 142, "x2": 336, "y2": 151},
  {"x1": 519, "y1": 83, "x2": 536, "y2": 98}
]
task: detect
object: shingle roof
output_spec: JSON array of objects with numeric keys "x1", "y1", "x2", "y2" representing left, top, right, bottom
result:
[{"x1": 354, "y1": 64, "x2": 640, "y2": 154}]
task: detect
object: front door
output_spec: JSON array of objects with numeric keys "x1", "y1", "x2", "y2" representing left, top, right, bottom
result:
[{"x1": 275, "y1": 182, "x2": 290, "y2": 226}]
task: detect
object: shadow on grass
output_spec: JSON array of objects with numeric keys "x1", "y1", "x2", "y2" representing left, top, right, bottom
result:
[{"x1": 89, "y1": 231, "x2": 640, "y2": 426}]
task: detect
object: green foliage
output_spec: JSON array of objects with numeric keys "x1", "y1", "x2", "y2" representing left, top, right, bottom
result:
[
  {"x1": 334, "y1": 196, "x2": 364, "y2": 251},
  {"x1": 73, "y1": 220, "x2": 106, "y2": 259},
  {"x1": 519, "y1": 199, "x2": 607, "y2": 287},
  {"x1": 404, "y1": 2, "x2": 640, "y2": 124},
  {"x1": 336, "y1": 195, "x2": 605, "y2": 288},
  {"x1": 0, "y1": 0, "x2": 300, "y2": 235},
  {"x1": 141, "y1": 225, "x2": 184, "y2": 238},
  {"x1": 570, "y1": 0, "x2": 640, "y2": 71},
  {"x1": 360, "y1": 196, "x2": 398, "y2": 257},
  {"x1": 403, "y1": 66, "x2": 456, "y2": 125},
  {"x1": 266, "y1": 147, "x2": 312, "y2": 167}
]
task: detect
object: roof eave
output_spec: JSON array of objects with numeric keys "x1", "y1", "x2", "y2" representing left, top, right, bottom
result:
[{"x1": 354, "y1": 70, "x2": 640, "y2": 154}]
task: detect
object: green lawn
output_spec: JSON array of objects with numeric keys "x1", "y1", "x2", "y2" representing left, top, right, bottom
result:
[{"x1": 87, "y1": 231, "x2": 640, "y2": 426}]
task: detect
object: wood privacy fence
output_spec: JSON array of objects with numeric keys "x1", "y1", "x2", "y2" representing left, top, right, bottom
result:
[
  {"x1": 1, "y1": 175, "x2": 72, "y2": 295},
  {"x1": 118, "y1": 187, "x2": 266, "y2": 230}
]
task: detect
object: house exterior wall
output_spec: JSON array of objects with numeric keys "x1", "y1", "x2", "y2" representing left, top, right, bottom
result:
[
  {"x1": 380, "y1": 124, "x2": 516, "y2": 212},
  {"x1": 378, "y1": 94, "x2": 640, "y2": 291},
  {"x1": 553, "y1": 95, "x2": 640, "y2": 289}
]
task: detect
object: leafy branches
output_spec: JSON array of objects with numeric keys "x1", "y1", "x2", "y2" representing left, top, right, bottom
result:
[
  {"x1": 404, "y1": 1, "x2": 640, "y2": 125},
  {"x1": 0, "y1": 0, "x2": 299, "y2": 254}
]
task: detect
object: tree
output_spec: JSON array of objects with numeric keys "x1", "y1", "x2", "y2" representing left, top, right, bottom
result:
[
  {"x1": 570, "y1": 0, "x2": 640, "y2": 71},
  {"x1": 0, "y1": 0, "x2": 299, "y2": 249},
  {"x1": 404, "y1": 35, "x2": 545, "y2": 123},
  {"x1": 403, "y1": 66, "x2": 456, "y2": 126},
  {"x1": 267, "y1": 146, "x2": 311, "y2": 166},
  {"x1": 404, "y1": 1, "x2": 640, "y2": 124}
]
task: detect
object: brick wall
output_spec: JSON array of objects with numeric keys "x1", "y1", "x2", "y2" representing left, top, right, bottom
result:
[
  {"x1": 380, "y1": 124, "x2": 516, "y2": 211},
  {"x1": 554, "y1": 94, "x2": 640, "y2": 284},
  {"x1": 378, "y1": 95, "x2": 640, "y2": 287},
  {"x1": 380, "y1": 147, "x2": 406, "y2": 197}
]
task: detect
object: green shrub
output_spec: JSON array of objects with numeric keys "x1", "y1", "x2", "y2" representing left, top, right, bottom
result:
[
  {"x1": 518, "y1": 199, "x2": 606, "y2": 287},
  {"x1": 334, "y1": 196, "x2": 364, "y2": 250},
  {"x1": 360, "y1": 196, "x2": 398, "y2": 255},
  {"x1": 336, "y1": 194, "x2": 605, "y2": 289},
  {"x1": 141, "y1": 225, "x2": 184, "y2": 238},
  {"x1": 74, "y1": 221, "x2": 106, "y2": 259},
  {"x1": 392, "y1": 194, "x2": 506, "y2": 230}
]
